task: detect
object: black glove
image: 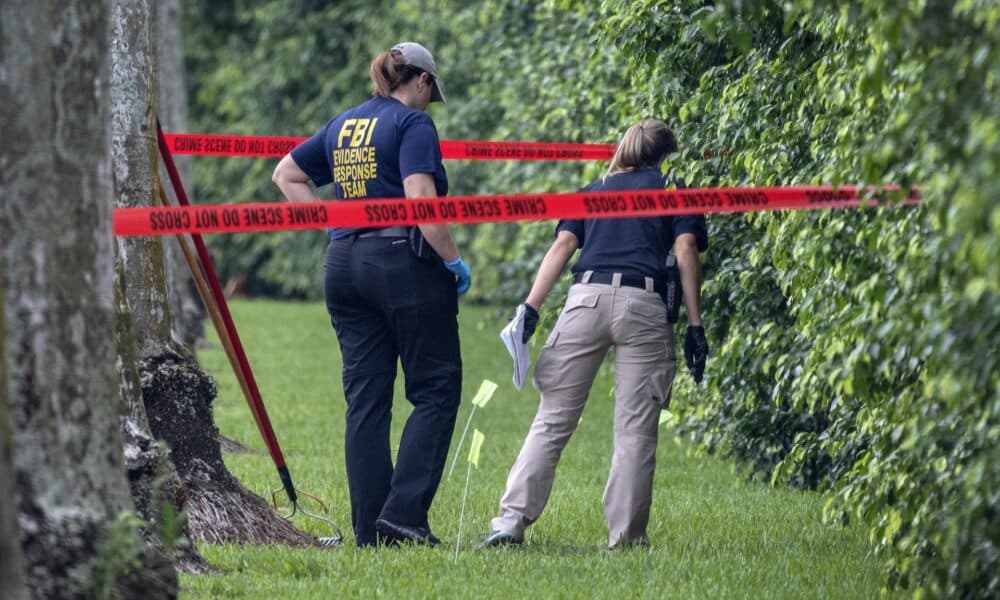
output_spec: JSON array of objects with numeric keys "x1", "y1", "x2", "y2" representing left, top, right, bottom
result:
[
  {"x1": 521, "y1": 304, "x2": 539, "y2": 343},
  {"x1": 684, "y1": 325, "x2": 709, "y2": 383}
]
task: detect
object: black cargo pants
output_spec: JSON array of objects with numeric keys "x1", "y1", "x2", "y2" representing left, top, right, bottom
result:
[{"x1": 324, "y1": 234, "x2": 462, "y2": 547}]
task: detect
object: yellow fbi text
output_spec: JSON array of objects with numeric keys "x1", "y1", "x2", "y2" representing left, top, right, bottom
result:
[{"x1": 333, "y1": 118, "x2": 379, "y2": 198}]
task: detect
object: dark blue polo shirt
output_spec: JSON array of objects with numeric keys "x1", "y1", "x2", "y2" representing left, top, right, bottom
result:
[
  {"x1": 557, "y1": 168, "x2": 708, "y2": 280},
  {"x1": 290, "y1": 96, "x2": 448, "y2": 239}
]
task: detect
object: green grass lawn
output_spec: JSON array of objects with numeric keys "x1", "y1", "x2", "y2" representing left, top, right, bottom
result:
[{"x1": 183, "y1": 299, "x2": 890, "y2": 599}]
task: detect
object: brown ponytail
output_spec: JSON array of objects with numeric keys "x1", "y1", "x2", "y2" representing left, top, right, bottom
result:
[
  {"x1": 370, "y1": 50, "x2": 425, "y2": 98},
  {"x1": 605, "y1": 119, "x2": 678, "y2": 179}
]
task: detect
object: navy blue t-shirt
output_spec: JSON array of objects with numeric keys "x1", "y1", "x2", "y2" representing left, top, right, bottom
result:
[
  {"x1": 290, "y1": 96, "x2": 448, "y2": 239},
  {"x1": 557, "y1": 168, "x2": 708, "y2": 280}
]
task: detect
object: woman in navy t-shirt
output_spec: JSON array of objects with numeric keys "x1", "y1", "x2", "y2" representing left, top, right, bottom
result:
[
  {"x1": 272, "y1": 42, "x2": 469, "y2": 548},
  {"x1": 481, "y1": 119, "x2": 709, "y2": 550}
]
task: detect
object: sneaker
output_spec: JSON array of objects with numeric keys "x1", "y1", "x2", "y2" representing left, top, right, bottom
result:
[{"x1": 476, "y1": 529, "x2": 524, "y2": 549}]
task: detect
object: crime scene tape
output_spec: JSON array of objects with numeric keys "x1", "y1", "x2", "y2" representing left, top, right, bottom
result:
[
  {"x1": 162, "y1": 132, "x2": 616, "y2": 161},
  {"x1": 113, "y1": 186, "x2": 918, "y2": 237}
]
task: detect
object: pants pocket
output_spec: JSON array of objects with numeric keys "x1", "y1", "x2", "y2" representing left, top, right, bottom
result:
[
  {"x1": 532, "y1": 331, "x2": 560, "y2": 392},
  {"x1": 646, "y1": 371, "x2": 671, "y2": 409},
  {"x1": 626, "y1": 294, "x2": 666, "y2": 328},
  {"x1": 650, "y1": 346, "x2": 676, "y2": 409}
]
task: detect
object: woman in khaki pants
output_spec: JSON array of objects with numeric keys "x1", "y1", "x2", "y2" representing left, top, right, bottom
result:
[{"x1": 480, "y1": 119, "x2": 709, "y2": 550}]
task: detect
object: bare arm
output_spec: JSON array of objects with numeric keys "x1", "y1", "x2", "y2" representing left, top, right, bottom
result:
[
  {"x1": 272, "y1": 154, "x2": 318, "y2": 201},
  {"x1": 403, "y1": 173, "x2": 460, "y2": 263},
  {"x1": 525, "y1": 230, "x2": 580, "y2": 310},
  {"x1": 674, "y1": 232, "x2": 703, "y2": 326}
]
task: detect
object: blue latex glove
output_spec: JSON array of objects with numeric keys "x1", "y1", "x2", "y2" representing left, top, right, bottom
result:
[{"x1": 444, "y1": 256, "x2": 472, "y2": 295}]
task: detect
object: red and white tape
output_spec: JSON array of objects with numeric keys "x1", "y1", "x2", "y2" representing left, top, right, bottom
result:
[
  {"x1": 113, "y1": 186, "x2": 918, "y2": 237},
  {"x1": 162, "y1": 132, "x2": 616, "y2": 161}
]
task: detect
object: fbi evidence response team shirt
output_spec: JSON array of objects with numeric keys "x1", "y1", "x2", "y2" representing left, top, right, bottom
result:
[
  {"x1": 290, "y1": 96, "x2": 448, "y2": 239},
  {"x1": 557, "y1": 168, "x2": 709, "y2": 281}
]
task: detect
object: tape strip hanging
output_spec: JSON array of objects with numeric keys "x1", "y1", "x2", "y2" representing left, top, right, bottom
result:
[
  {"x1": 113, "y1": 186, "x2": 919, "y2": 237},
  {"x1": 163, "y1": 132, "x2": 616, "y2": 161}
]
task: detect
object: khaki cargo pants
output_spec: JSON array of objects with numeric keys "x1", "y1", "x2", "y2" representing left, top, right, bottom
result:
[{"x1": 491, "y1": 275, "x2": 676, "y2": 547}]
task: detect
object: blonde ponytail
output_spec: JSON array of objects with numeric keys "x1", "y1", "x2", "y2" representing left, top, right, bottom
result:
[{"x1": 605, "y1": 119, "x2": 677, "y2": 179}]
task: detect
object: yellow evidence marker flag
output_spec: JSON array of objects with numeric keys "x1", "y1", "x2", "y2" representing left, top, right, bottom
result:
[
  {"x1": 471, "y1": 379, "x2": 498, "y2": 408},
  {"x1": 468, "y1": 429, "x2": 485, "y2": 468}
]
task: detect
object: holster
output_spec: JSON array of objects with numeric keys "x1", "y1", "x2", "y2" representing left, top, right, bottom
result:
[
  {"x1": 662, "y1": 255, "x2": 681, "y2": 324},
  {"x1": 408, "y1": 226, "x2": 441, "y2": 262}
]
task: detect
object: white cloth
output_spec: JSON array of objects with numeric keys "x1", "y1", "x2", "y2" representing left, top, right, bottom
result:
[{"x1": 500, "y1": 305, "x2": 532, "y2": 390}]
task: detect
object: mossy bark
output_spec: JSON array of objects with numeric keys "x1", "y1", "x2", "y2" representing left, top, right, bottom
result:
[
  {"x1": 111, "y1": 0, "x2": 315, "y2": 550},
  {"x1": 0, "y1": 2, "x2": 177, "y2": 597},
  {"x1": 0, "y1": 274, "x2": 27, "y2": 600},
  {"x1": 110, "y1": 0, "x2": 208, "y2": 575}
]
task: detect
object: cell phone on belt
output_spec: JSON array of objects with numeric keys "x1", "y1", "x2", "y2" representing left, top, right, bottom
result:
[
  {"x1": 663, "y1": 255, "x2": 681, "y2": 324},
  {"x1": 408, "y1": 226, "x2": 440, "y2": 262}
]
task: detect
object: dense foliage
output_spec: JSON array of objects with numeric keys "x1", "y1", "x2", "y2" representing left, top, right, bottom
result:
[
  {"x1": 591, "y1": 1, "x2": 999, "y2": 595},
  {"x1": 182, "y1": 0, "x2": 618, "y2": 298},
  {"x1": 184, "y1": 0, "x2": 997, "y2": 595}
]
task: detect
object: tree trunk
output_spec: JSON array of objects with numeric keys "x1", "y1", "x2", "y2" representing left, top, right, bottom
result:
[
  {"x1": 141, "y1": 350, "x2": 315, "y2": 546},
  {"x1": 111, "y1": 0, "x2": 173, "y2": 358},
  {"x1": 114, "y1": 255, "x2": 210, "y2": 573},
  {"x1": 109, "y1": 0, "x2": 208, "y2": 574},
  {"x1": 111, "y1": 0, "x2": 316, "y2": 548},
  {"x1": 0, "y1": 2, "x2": 177, "y2": 598},
  {"x1": 0, "y1": 280, "x2": 27, "y2": 600},
  {"x1": 155, "y1": 0, "x2": 204, "y2": 348}
]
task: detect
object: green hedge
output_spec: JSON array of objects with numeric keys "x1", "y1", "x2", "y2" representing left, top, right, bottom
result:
[
  {"x1": 591, "y1": 1, "x2": 998, "y2": 596},
  {"x1": 185, "y1": 1, "x2": 998, "y2": 595}
]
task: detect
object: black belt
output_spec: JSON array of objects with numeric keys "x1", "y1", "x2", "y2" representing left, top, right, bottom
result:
[
  {"x1": 357, "y1": 226, "x2": 410, "y2": 238},
  {"x1": 572, "y1": 271, "x2": 664, "y2": 295}
]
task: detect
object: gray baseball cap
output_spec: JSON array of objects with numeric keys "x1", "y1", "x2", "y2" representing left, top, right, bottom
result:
[{"x1": 391, "y1": 42, "x2": 446, "y2": 103}]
